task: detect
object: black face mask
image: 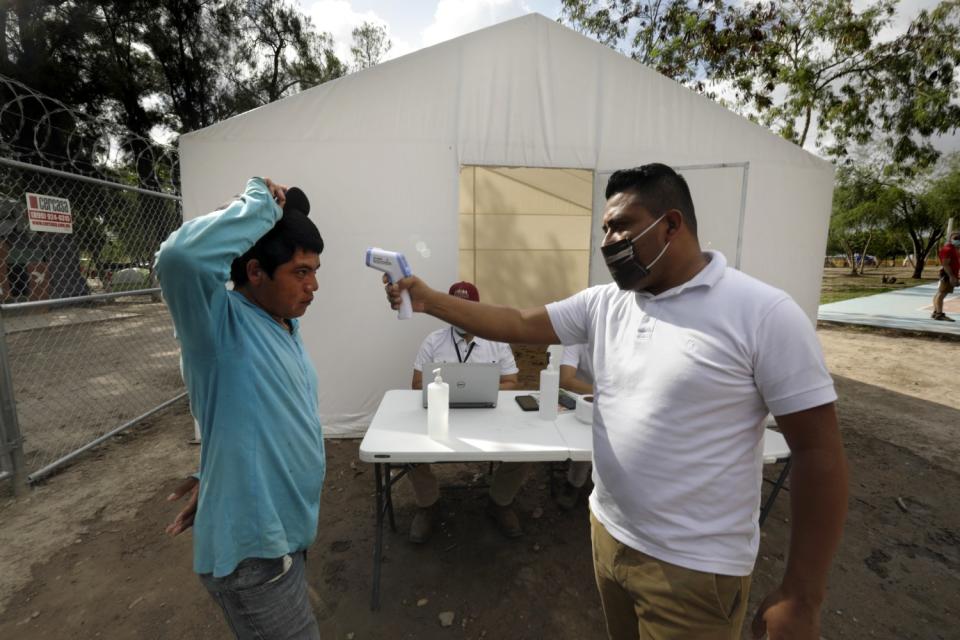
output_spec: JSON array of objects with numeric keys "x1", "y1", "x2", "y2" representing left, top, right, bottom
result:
[{"x1": 601, "y1": 215, "x2": 670, "y2": 290}]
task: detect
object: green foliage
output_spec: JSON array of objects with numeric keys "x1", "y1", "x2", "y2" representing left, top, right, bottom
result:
[
  {"x1": 234, "y1": 0, "x2": 347, "y2": 107},
  {"x1": 830, "y1": 165, "x2": 888, "y2": 273},
  {"x1": 351, "y1": 21, "x2": 392, "y2": 71},
  {"x1": 829, "y1": 154, "x2": 959, "y2": 278},
  {"x1": 560, "y1": 1, "x2": 960, "y2": 170},
  {"x1": 0, "y1": 0, "x2": 349, "y2": 142}
]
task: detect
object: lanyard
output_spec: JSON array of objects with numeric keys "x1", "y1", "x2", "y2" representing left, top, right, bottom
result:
[{"x1": 451, "y1": 327, "x2": 476, "y2": 363}]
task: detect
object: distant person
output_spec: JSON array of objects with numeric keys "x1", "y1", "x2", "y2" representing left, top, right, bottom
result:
[
  {"x1": 932, "y1": 232, "x2": 960, "y2": 321},
  {"x1": 383, "y1": 163, "x2": 848, "y2": 640},
  {"x1": 157, "y1": 178, "x2": 325, "y2": 639},
  {"x1": 557, "y1": 343, "x2": 593, "y2": 509},
  {"x1": 407, "y1": 281, "x2": 524, "y2": 542}
]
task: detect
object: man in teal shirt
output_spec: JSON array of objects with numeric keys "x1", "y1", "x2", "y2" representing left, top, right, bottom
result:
[{"x1": 156, "y1": 177, "x2": 325, "y2": 639}]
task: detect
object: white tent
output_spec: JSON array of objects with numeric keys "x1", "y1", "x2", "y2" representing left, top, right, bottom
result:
[{"x1": 179, "y1": 13, "x2": 834, "y2": 437}]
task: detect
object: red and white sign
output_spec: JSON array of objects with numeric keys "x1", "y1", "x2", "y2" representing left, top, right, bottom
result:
[{"x1": 25, "y1": 192, "x2": 73, "y2": 234}]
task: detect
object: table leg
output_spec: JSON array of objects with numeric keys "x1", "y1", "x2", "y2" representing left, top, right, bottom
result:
[
  {"x1": 759, "y1": 458, "x2": 792, "y2": 527},
  {"x1": 371, "y1": 462, "x2": 385, "y2": 611},
  {"x1": 386, "y1": 463, "x2": 397, "y2": 532}
]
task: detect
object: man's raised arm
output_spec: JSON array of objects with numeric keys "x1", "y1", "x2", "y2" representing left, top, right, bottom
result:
[{"x1": 155, "y1": 177, "x2": 285, "y2": 351}]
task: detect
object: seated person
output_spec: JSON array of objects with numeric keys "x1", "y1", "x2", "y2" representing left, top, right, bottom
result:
[
  {"x1": 408, "y1": 281, "x2": 524, "y2": 543},
  {"x1": 557, "y1": 343, "x2": 593, "y2": 509}
]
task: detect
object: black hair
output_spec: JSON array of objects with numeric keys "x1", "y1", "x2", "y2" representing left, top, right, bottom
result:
[
  {"x1": 605, "y1": 163, "x2": 697, "y2": 236},
  {"x1": 230, "y1": 210, "x2": 324, "y2": 285}
]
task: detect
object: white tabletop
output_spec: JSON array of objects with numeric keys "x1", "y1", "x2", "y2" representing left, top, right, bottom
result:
[
  {"x1": 359, "y1": 390, "x2": 791, "y2": 465},
  {"x1": 359, "y1": 390, "x2": 574, "y2": 463},
  {"x1": 762, "y1": 428, "x2": 790, "y2": 463},
  {"x1": 554, "y1": 411, "x2": 593, "y2": 462}
]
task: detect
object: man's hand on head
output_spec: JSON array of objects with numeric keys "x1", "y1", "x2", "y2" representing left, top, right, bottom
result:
[{"x1": 263, "y1": 178, "x2": 288, "y2": 208}]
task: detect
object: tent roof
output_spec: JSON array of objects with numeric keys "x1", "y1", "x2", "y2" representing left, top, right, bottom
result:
[{"x1": 182, "y1": 13, "x2": 828, "y2": 173}]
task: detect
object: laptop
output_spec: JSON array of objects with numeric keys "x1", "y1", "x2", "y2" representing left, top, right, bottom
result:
[{"x1": 421, "y1": 362, "x2": 500, "y2": 408}]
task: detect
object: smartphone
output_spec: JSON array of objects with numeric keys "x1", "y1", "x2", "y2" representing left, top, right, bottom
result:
[
  {"x1": 558, "y1": 393, "x2": 576, "y2": 410},
  {"x1": 515, "y1": 395, "x2": 539, "y2": 411}
]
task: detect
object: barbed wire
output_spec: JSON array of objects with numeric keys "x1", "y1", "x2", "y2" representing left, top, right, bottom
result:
[{"x1": 0, "y1": 75, "x2": 179, "y2": 194}]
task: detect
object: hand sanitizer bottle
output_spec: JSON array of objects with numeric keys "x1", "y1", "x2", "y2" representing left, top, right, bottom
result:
[
  {"x1": 539, "y1": 348, "x2": 561, "y2": 420},
  {"x1": 428, "y1": 368, "x2": 449, "y2": 439}
]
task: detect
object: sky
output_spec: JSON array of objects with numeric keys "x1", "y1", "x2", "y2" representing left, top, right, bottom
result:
[
  {"x1": 299, "y1": 0, "x2": 943, "y2": 64},
  {"x1": 299, "y1": 0, "x2": 561, "y2": 64}
]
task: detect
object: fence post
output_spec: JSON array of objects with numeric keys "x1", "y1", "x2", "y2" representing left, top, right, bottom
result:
[{"x1": 0, "y1": 308, "x2": 26, "y2": 495}]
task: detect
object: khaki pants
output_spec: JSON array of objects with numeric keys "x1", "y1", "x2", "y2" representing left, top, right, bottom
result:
[
  {"x1": 407, "y1": 462, "x2": 529, "y2": 507},
  {"x1": 590, "y1": 512, "x2": 751, "y2": 640},
  {"x1": 933, "y1": 273, "x2": 955, "y2": 314}
]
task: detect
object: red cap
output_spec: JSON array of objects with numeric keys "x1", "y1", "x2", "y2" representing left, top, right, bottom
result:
[{"x1": 449, "y1": 281, "x2": 479, "y2": 302}]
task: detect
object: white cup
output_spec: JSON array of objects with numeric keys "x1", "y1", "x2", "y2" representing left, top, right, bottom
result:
[{"x1": 575, "y1": 395, "x2": 593, "y2": 424}]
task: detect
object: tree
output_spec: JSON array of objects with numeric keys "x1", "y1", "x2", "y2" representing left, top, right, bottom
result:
[
  {"x1": 0, "y1": 1, "x2": 112, "y2": 162},
  {"x1": 235, "y1": 0, "x2": 345, "y2": 107},
  {"x1": 2, "y1": 0, "x2": 348, "y2": 155},
  {"x1": 560, "y1": 0, "x2": 775, "y2": 93},
  {"x1": 350, "y1": 21, "x2": 391, "y2": 71},
  {"x1": 886, "y1": 186, "x2": 945, "y2": 278},
  {"x1": 139, "y1": 0, "x2": 247, "y2": 133},
  {"x1": 829, "y1": 166, "x2": 887, "y2": 275},
  {"x1": 823, "y1": 1, "x2": 960, "y2": 173},
  {"x1": 560, "y1": 1, "x2": 960, "y2": 170}
]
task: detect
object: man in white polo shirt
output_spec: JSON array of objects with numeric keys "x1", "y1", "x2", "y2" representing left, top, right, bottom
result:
[
  {"x1": 383, "y1": 164, "x2": 848, "y2": 640},
  {"x1": 407, "y1": 281, "x2": 524, "y2": 543}
]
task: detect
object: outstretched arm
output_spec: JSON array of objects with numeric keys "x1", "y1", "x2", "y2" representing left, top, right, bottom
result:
[{"x1": 385, "y1": 276, "x2": 559, "y2": 345}]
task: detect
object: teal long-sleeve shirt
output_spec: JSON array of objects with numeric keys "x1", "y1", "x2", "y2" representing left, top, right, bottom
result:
[{"x1": 155, "y1": 178, "x2": 325, "y2": 577}]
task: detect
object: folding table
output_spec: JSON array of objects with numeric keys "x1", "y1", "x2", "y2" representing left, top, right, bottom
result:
[{"x1": 359, "y1": 390, "x2": 792, "y2": 610}]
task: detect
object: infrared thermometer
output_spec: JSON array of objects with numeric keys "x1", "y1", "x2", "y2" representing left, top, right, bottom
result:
[{"x1": 365, "y1": 247, "x2": 413, "y2": 319}]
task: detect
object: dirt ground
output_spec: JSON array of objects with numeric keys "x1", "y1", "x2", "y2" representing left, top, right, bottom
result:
[{"x1": 1, "y1": 325, "x2": 959, "y2": 639}]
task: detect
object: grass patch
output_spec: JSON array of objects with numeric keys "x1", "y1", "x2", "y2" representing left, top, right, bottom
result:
[
  {"x1": 819, "y1": 266, "x2": 939, "y2": 305},
  {"x1": 820, "y1": 287, "x2": 897, "y2": 304}
]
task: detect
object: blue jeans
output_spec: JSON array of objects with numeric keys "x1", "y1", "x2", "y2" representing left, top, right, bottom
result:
[{"x1": 199, "y1": 551, "x2": 320, "y2": 640}]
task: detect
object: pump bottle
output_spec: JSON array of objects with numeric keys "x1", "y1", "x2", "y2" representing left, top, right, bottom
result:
[
  {"x1": 427, "y1": 367, "x2": 449, "y2": 439},
  {"x1": 538, "y1": 347, "x2": 561, "y2": 420}
]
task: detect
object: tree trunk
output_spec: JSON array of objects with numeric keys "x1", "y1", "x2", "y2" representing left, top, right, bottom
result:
[
  {"x1": 838, "y1": 239, "x2": 856, "y2": 275},
  {"x1": 799, "y1": 103, "x2": 812, "y2": 148},
  {"x1": 912, "y1": 259, "x2": 925, "y2": 280},
  {"x1": 857, "y1": 235, "x2": 873, "y2": 275},
  {"x1": 914, "y1": 230, "x2": 945, "y2": 279},
  {"x1": 912, "y1": 243, "x2": 926, "y2": 278}
]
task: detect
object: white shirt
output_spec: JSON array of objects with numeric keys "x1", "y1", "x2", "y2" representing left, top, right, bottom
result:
[
  {"x1": 414, "y1": 327, "x2": 519, "y2": 376},
  {"x1": 546, "y1": 251, "x2": 836, "y2": 576},
  {"x1": 560, "y1": 343, "x2": 594, "y2": 387}
]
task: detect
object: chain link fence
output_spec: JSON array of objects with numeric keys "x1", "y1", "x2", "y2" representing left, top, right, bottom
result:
[{"x1": 0, "y1": 76, "x2": 186, "y2": 490}]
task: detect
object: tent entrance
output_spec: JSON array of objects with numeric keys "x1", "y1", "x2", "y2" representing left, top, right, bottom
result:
[{"x1": 458, "y1": 166, "x2": 593, "y2": 307}]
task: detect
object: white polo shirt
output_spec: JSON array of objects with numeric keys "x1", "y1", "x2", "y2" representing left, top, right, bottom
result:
[
  {"x1": 561, "y1": 343, "x2": 594, "y2": 387},
  {"x1": 414, "y1": 327, "x2": 519, "y2": 376},
  {"x1": 546, "y1": 251, "x2": 836, "y2": 576}
]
